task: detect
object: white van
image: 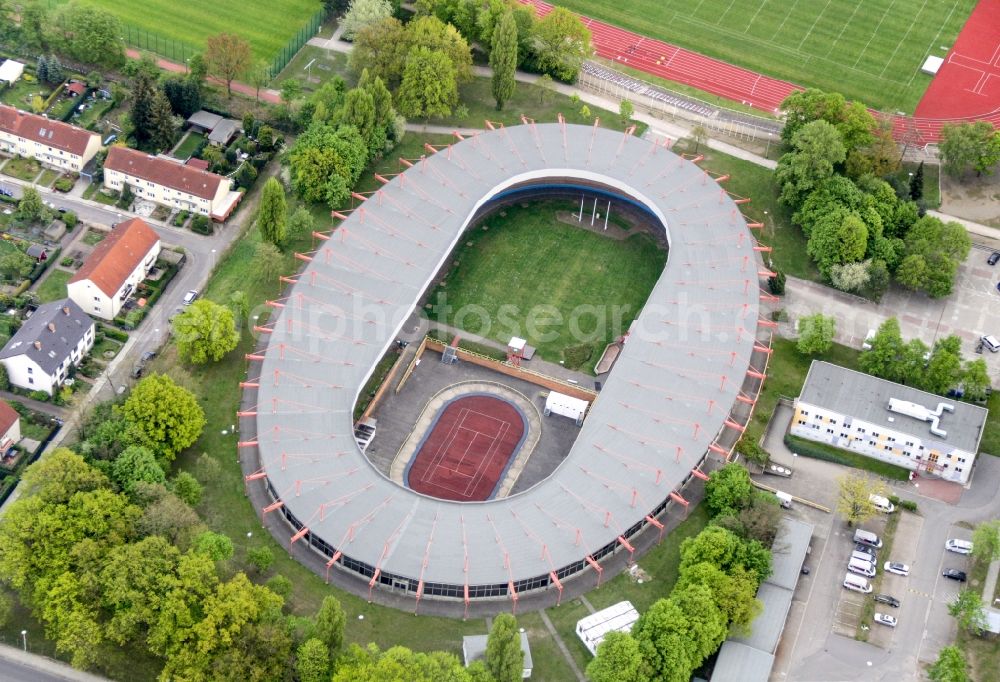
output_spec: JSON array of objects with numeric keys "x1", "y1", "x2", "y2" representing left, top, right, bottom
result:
[
  {"x1": 851, "y1": 550, "x2": 877, "y2": 564},
  {"x1": 848, "y1": 557, "x2": 877, "y2": 577},
  {"x1": 945, "y1": 539, "x2": 973, "y2": 555},
  {"x1": 869, "y1": 494, "x2": 895, "y2": 513},
  {"x1": 843, "y1": 573, "x2": 873, "y2": 593},
  {"x1": 854, "y1": 529, "x2": 883, "y2": 548},
  {"x1": 775, "y1": 491, "x2": 793, "y2": 509},
  {"x1": 982, "y1": 335, "x2": 1000, "y2": 353}
]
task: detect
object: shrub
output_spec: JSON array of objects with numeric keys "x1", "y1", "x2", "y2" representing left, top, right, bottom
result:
[
  {"x1": 30, "y1": 390, "x2": 50, "y2": 401},
  {"x1": 62, "y1": 211, "x2": 78, "y2": 228},
  {"x1": 190, "y1": 215, "x2": 213, "y2": 235},
  {"x1": 247, "y1": 546, "x2": 274, "y2": 573},
  {"x1": 53, "y1": 177, "x2": 75, "y2": 192},
  {"x1": 60, "y1": 257, "x2": 74, "y2": 267},
  {"x1": 103, "y1": 326, "x2": 129, "y2": 342},
  {"x1": 768, "y1": 271, "x2": 786, "y2": 295},
  {"x1": 173, "y1": 210, "x2": 190, "y2": 227}
]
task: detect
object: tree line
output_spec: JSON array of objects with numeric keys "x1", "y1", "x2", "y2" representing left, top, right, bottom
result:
[
  {"x1": 586, "y1": 464, "x2": 777, "y2": 682},
  {"x1": 775, "y1": 89, "x2": 970, "y2": 300}
]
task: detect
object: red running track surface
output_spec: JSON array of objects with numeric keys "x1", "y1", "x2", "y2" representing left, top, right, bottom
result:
[
  {"x1": 520, "y1": 0, "x2": 1000, "y2": 143},
  {"x1": 519, "y1": 0, "x2": 801, "y2": 113},
  {"x1": 406, "y1": 396, "x2": 525, "y2": 502}
]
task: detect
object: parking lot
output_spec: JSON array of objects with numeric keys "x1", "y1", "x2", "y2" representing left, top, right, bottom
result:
[{"x1": 763, "y1": 428, "x2": 996, "y2": 681}]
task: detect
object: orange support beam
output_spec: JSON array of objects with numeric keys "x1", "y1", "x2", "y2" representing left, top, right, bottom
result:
[
  {"x1": 690, "y1": 468, "x2": 710, "y2": 481},
  {"x1": 237, "y1": 440, "x2": 258, "y2": 448},
  {"x1": 239, "y1": 381, "x2": 259, "y2": 388},
  {"x1": 549, "y1": 572, "x2": 564, "y2": 605},
  {"x1": 244, "y1": 471, "x2": 267, "y2": 481},
  {"x1": 708, "y1": 443, "x2": 730, "y2": 457},
  {"x1": 669, "y1": 491, "x2": 689, "y2": 506},
  {"x1": 236, "y1": 410, "x2": 256, "y2": 417},
  {"x1": 585, "y1": 555, "x2": 604, "y2": 585},
  {"x1": 747, "y1": 222, "x2": 764, "y2": 229},
  {"x1": 263, "y1": 500, "x2": 284, "y2": 513},
  {"x1": 290, "y1": 527, "x2": 309, "y2": 545}
]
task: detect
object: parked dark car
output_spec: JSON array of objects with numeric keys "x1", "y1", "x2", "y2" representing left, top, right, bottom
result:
[
  {"x1": 854, "y1": 544, "x2": 877, "y2": 557},
  {"x1": 989, "y1": 252, "x2": 1000, "y2": 265},
  {"x1": 942, "y1": 569, "x2": 967, "y2": 582},
  {"x1": 874, "y1": 594, "x2": 900, "y2": 608},
  {"x1": 0, "y1": 187, "x2": 13, "y2": 197}
]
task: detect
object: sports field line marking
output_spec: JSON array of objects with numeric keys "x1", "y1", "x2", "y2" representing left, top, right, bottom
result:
[
  {"x1": 878, "y1": 0, "x2": 929, "y2": 78},
  {"x1": 420, "y1": 407, "x2": 515, "y2": 498},
  {"x1": 853, "y1": 0, "x2": 898, "y2": 68},
  {"x1": 690, "y1": 0, "x2": 710, "y2": 21},
  {"x1": 715, "y1": 0, "x2": 741, "y2": 26},
  {"x1": 743, "y1": 0, "x2": 772, "y2": 34},
  {"x1": 823, "y1": 0, "x2": 863, "y2": 57},
  {"x1": 796, "y1": 0, "x2": 833, "y2": 51},
  {"x1": 768, "y1": 0, "x2": 802, "y2": 43},
  {"x1": 429, "y1": 408, "x2": 504, "y2": 474},
  {"x1": 905, "y1": 1, "x2": 960, "y2": 87}
]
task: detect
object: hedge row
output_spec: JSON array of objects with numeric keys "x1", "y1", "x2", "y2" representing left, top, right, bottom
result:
[{"x1": 784, "y1": 433, "x2": 911, "y2": 481}]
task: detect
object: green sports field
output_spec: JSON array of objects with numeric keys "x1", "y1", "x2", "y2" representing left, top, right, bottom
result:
[
  {"x1": 52, "y1": 0, "x2": 321, "y2": 61},
  {"x1": 552, "y1": 0, "x2": 976, "y2": 111}
]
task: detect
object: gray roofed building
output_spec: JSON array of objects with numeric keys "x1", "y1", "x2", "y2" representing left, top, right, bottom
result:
[
  {"x1": 0, "y1": 298, "x2": 94, "y2": 395},
  {"x1": 208, "y1": 119, "x2": 240, "y2": 146},
  {"x1": 794, "y1": 361, "x2": 986, "y2": 485},
  {"x1": 186, "y1": 110, "x2": 223, "y2": 134},
  {"x1": 246, "y1": 123, "x2": 770, "y2": 602},
  {"x1": 711, "y1": 642, "x2": 774, "y2": 682},
  {"x1": 713, "y1": 517, "x2": 813, "y2": 681}
]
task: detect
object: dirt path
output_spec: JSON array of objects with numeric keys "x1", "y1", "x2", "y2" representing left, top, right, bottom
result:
[
  {"x1": 940, "y1": 170, "x2": 1000, "y2": 227},
  {"x1": 124, "y1": 48, "x2": 281, "y2": 104}
]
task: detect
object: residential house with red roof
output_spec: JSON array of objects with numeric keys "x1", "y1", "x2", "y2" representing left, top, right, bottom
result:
[
  {"x1": 0, "y1": 399, "x2": 20, "y2": 455},
  {"x1": 67, "y1": 217, "x2": 161, "y2": 320},
  {"x1": 103, "y1": 145, "x2": 241, "y2": 221},
  {"x1": 0, "y1": 104, "x2": 101, "y2": 172}
]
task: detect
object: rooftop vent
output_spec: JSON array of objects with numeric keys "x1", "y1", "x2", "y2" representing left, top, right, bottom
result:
[
  {"x1": 47, "y1": 322, "x2": 55, "y2": 332},
  {"x1": 887, "y1": 398, "x2": 954, "y2": 438},
  {"x1": 32, "y1": 341, "x2": 41, "y2": 350}
]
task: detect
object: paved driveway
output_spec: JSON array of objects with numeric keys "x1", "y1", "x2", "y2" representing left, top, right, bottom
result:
[{"x1": 783, "y1": 245, "x2": 1000, "y2": 382}]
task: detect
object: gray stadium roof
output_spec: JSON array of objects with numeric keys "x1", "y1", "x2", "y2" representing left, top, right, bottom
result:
[
  {"x1": 250, "y1": 123, "x2": 764, "y2": 591},
  {"x1": 711, "y1": 642, "x2": 774, "y2": 682},
  {"x1": 799, "y1": 361, "x2": 988, "y2": 454}
]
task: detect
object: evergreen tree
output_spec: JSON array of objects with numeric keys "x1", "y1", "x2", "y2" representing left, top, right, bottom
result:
[
  {"x1": 257, "y1": 178, "x2": 288, "y2": 247},
  {"x1": 45, "y1": 55, "x2": 64, "y2": 84},
  {"x1": 130, "y1": 71, "x2": 159, "y2": 149},
  {"x1": 909, "y1": 161, "x2": 924, "y2": 201},
  {"x1": 147, "y1": 89, "x2": 178, "y2": 152},
  {"x1": 489, "y1": 11, "x2": 517, "y2": 111},
  {"x1": 35, "y1": 55, "x2": 48, "y2": 84}
]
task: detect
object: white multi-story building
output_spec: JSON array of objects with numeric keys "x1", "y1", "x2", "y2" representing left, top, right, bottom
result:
[
  {"x1": 67, "y1": 218, "x2": 161, "y2": 320},
  {"x1": 0, "y1": 104, "x2": 102, "y2": 172},
  {"x1": 791, "y1": 361, "x2": 987, "y2": 485},
  {"x1": 0, "y1": 299, "x2": 94, "y2": 395},
  {"x1": 103, "y1": 145, "x2": 241, "y2": 221}
]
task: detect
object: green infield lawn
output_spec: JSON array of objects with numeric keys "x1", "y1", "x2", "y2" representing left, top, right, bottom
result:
[
  {"x1": 426, "y1": 201, "x2": 667, "y2": 371},
  {"x1": 51, "y1": 0, "x2": 321, "y2": 61},
  {"x1": 550, "y1": 0, "x2": 975, "y2": 111}
]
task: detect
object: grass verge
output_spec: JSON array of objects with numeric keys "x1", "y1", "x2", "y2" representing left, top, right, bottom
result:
[
  {"x1": 34, "y1": 268, "x2": 71, "y2": 303},
  {"x1": 785, "y1": 434, "x2": 912, "y2": 481},
  {"x1": 855, "y1": 512, "x2": 899, "y2": 641}
]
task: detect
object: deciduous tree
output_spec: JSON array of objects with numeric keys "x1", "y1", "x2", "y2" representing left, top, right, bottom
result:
[
  {"x1": 204, "y1": 33, "x2": 252, "y2": 97},
  {"x1": 806, "y1": 211, "x2": 867, "y2": 277},
  {"x1": 122, "y1": 374, "x2": 206, "y2": 462},
  {"x1": 836, "y1": 473, "x2": 887, "y2": 526},
  {"x1": 342, "y1": 0, "x2": 394, "y2": 40},
  {"x1": 15, "y1": 186, "x2": 46, "y2": 222},
  {"x1": 920, "y1": 335, "x2": 963, "y2": 396},
  {"x1": 486, "y1": 613, "x2": 522, "y2": 682},
  {"x1": 191, "y1": 530, "x2": 234, "y2": 562},
  {"x1": 398, "y1": 46, "x2": 459, "y2": 119},
  {"x1": 632, "y1": 597, "x2": 696, "y2": 682},
  {"x1": 111, "y1": 445, "x2": 165, "y2": 494},
  {"x1": 928, "y1": 645, "x2": 969, "y2": 682},
  {"x1": 940, "y1": 121, "x2": 1000, "y2": 178},
  {"x1": 796, "y1": 313, "x2": 836, "y2": 355},
  {"x1": 776, "y1": 120, "x2": 846, "y2": 208},
  {"x1": 287, "y1": 124, "x2": 368, "y2": 207},
  {"x1": 586, "y1": 631, "x2": 647, "y2": 682},
  {"x1": 527, "y1": 6, "x2": 592, "y2": 82},
  {"x1": 170, "y1": 471, "x2": 203, "y2": 506},
  {"x1": 860, "y1": 317, "x2": 903, "y2": 380},
  {"x1": 971, "y1": 519, "x2": 1000, "y2": 563},
  {"x1": 948, "y1": 589, "x2": 986, "y2": 634},
  {"x1": 297, "y1": 638, "x2": 331, "y2": 682},
  {"x1": 172, "y1": 299, "x2": 240, "y2": 365},
  {"x1": 704, "y1": 463, "x2": 753, "y2": 517},
  {"x1": 490, "y1": 11, "x2": 517, "y2": 111},
  {"x1": 99, "y1": 536, "x2": 180, "y2": 644},
  {"x1": 50, "y1": 1, "x2": 125, "y2": 67}
]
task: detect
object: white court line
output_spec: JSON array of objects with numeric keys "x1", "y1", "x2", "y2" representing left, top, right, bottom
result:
[
  {"x1": 419, "y1": 407, "x2": 516, "y2": 498},
  {"x1": 796, "y1": 0, "x2": 833, "y2": 51},
  {"x1": 767, "y1": 0, "x2": 802, "y2": 43},
  {"x1": 823, "y1": 0, "x2": 863, "y2": 57},
  {"x1": 853, "y1": 0, "x2": 899, "y2": 68},
  {"x1": 878, "y1": 0, "x2": 929, "y2": 77},
  {"x1": 716, "y1": 0, "x2": 742, "y2": 26},
  {"x1": 905, "y1": 2, "x2": 960, "y2": 87},
  {"x1": 743, "y1": 0, "x2": 773, "y2": 35}
]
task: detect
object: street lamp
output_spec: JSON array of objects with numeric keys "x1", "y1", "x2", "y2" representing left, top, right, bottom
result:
[
  {"x1": 20, "y1": 629, "x2": 27, "y2": 651},
  {"x1": 765, "y1": 132, "x2": 772, "y2": 159}
]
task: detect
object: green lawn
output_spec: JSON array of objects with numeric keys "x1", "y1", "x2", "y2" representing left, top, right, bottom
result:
[
  {"x1": 548, "y1": 0, "x2": 975, "y2": 112},
  {"x1": 0, "y1": 77, "x2": 52, "y2": 109},
  {"x1": 439, "y1": 77, "x2": 643, "y2": 133},
  {"x1": 36, "y1": 169, "x2": 58, "y2": 187},
  {"x1": 785, "y1": 434, "x2": 912, "y2": 481},
  {"x1": 50, "y1": 0, "x2": 321, "y2": 62},
  {"x1": 171, "y1": 132, "x2": 205, "y2": 160},
  {"x1": 34, "y1": 269, "x2": 71, "y2": 303},
  {"x1": 272, "y1": 45, "x2": 354, "y2": 92},
  {"x1": 425, "y1": 200, "x2": 666, "y2": 370},
  {"x1": 1, "y1": 157, "x2": 41, "y2": 182}
]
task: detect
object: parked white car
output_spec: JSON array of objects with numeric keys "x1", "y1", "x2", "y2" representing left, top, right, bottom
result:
[
  {"x1": 883, "y1": 561, "x2": 910, "y2": 577},
  {"x1": 945, "y1": 539, "x2": 973, "y2": 555},
  {"x1": 874, "y1": 613, "x2": 897, "y2": 628}
]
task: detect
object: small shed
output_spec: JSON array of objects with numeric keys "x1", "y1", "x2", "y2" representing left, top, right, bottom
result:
[
  {"x1": 65, "y1": 81, "x2": 87, "y2": 97},
  {"x1": 25, "y1": 244, "x2": 48, "y2": 261},
  {"x1": 462, "y1": 633, "x2": 532, "y2": 678},
  {"x1": 185, "y1": 157, "x2": 210, "y2": 170},
  {"x1": 186, "y1": 110, "x2": 223, "y2": 134},
  {"x1": 0, "y1": 60, "x2": 25, "y2": 86},
  {"x1": 544, "y1": 391, "x2": 589, "y2": 426},
  {"x1": 44, "y1": 220, "x2": 67, "y2": 242}
]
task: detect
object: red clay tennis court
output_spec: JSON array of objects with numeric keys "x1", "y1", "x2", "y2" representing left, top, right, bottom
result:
[{"x1": 406, "y1": 395, "x2": 526, "y2": 502}]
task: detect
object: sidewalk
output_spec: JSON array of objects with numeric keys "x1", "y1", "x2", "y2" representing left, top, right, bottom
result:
[{"x1": 0, "y1": 642, "x2": 108, "y2": 681}]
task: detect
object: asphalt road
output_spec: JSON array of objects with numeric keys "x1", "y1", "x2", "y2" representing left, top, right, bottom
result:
[{"x1": 0, "y1": 643, "x2": 107, "y2": 681}]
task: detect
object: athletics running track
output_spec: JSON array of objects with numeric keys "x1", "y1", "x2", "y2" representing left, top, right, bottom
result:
[
  {"x1": 405, "y1": 395, "x2": 526, "y2": 502},
  {"x1": 519, "y1": 0, "x2": 1000, "y2": 144}
]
